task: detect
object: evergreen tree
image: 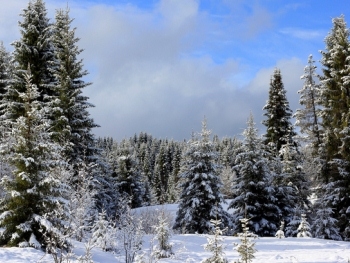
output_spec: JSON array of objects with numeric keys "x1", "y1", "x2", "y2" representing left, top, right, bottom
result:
[
  {"x1": 0, "y1": 42, "x2": 12, "y2": 120},
  {"x1": 263, "y1": 68, "x2": 296, "y2": 153},
  {"x1": 90, "y1": 210, "x2": 116, "y2": 251},
  {"x1": 202, "y1": 219, "x2": 228, "y2": 263},
  {"x1": 152, "y1": 211, "x2": 173, "y2": 259},
  {"x1": 318, "y1": 15, "x2": 350, "y2": 240},
  {"x1": 294, "y1": 54, "x2": 322, "y2": 152},
  {"x1": 173, "y1": 119, "x2": 231, "y2": 234},
  {"x1": 0, "y1": 68, "x2": 69, "y2": 247},
  {"x1": 234, "y1": 217, "x2": 257, "y2": 263},
  {"x1": 297, "y1": 214, "x2": 312, "y2": 238},
  {"x1": 51, "y1": 7, "x2": 98, "y2": 165},
  {"x1": 6, "y1": 0, "x2": 55, "y2": 121},
  {"x1": 115, "y1": 140, "x2": 143, "y2": 208},
  {"x1": 166, "y1": 143, "x2": 182, "y2": 203},
  {"x1": 229, "y1": 113, "x2": 279, "y2": 236},
  {"x1": 279, "y1": 143, "x2": 311, "y2": 237},
  {"x1": 153, "y1": 141, "x2": 170, "y2": 204},
  {"x1": 0, "y1": 43, "x2": 13, "y2": 191},
  {"x1": 311, "y1": 200, "x2": 342, "y2": 240}
]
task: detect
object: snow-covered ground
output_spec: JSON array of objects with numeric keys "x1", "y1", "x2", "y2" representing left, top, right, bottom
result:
[
  {"x1": 0, "y1": 234, "x2": 349, "y2": 263},
  {"x1": 1, "y1": 203, "x2": 349, "y2": 262}
]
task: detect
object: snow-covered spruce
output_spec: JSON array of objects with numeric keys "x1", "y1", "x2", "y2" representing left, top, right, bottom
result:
[
  {"x1": 152, "y1": 210, "x2": 174, "y2": 259},
  {"x1": 229, "y1": 113, "x2": 279, "y2": 236},
  {"x1": 318, "y1": 15, "x2": 350, "y2": 240},
  {"x1": 297, "y1": 214, "x2": 312, "y2": 238},
  {"x1": 275, "y1": 221, "x2": 285, "y2": 239},
  {"x1": 173, "y1": 118, "x2": 231, "y2": 234},
  {"x1": 0, "y1": 67, "x2": 71, "y2": 248},
  {"x1": 202, "y1": 219, "x2": 228, "y2": 263},
  {"x1": 262, "y1": 68, "x2": 296, "y2": 152},
  {"x1": 235, "y1": 217, "x2": 257, "y2": 263},
  {"x1": 90, "y1": 210, "x2": 116, "y2": 251}
]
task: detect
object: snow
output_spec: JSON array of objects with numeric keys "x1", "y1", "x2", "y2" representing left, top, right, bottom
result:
[
  {"x1": 0, "y1": 204, "x2": 349, "y2": 262},
  {"x1": 0, "y1": 235, "x2": 349, "y2": 263}
]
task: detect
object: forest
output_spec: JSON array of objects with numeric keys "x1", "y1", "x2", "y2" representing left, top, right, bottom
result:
[{"x1": 0, "y1": 0, "x2": 349, "y2": 262}]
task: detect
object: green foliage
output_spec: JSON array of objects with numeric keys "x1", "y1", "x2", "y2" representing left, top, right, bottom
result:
[
  {"x1": 263, "y1": 68, "x2": 296, "y2": 152},
  {"x1": 235, "y1": 218, "x2": 257, "y2": 263},
  {"x1": 0, "y1": 68, "x2": 69, "y2": 248}
]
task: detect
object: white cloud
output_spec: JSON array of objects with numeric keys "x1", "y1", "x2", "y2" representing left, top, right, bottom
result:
[
  {"x1": 280, "y1": 28, "x2": 324, "y2": 40},
  {"x1": 0, "y1": 0, "x2": 313, "y2": 140}
]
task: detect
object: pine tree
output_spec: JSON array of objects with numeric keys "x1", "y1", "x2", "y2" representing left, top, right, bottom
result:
[
  {"x1": 229, "y1": 113, "x2": 279, "y2": 236},
  {"x1": 297, "y1": 214, "x2": 312, "y2": 238},
  {"x1": 0, "y1": 43, "x2": 13, "y2": 192},
  {"x1": 153, "y1": 141, "x2": 170, "y2": 204},
  {"x1": 311, "y1": 200, "x2": 342, "y2": 240},
  {"x1": 152, "y1": 210, "x2": 173, "y2": 259},
  {"x1": 279, "y1": 143, "x2": 311, "y2": 236},
  {"x1": 115, "y1": 140, "x2": 143, "y2": 208},
  {"x1": 263, "y1": 68, "x2": 296, "y2": 153},
  {"x1": 51, "y1": 7, "x2": 98, "y2": 164},
  {"x1": 318, "y1": 15, "x2": 350, "y2": 240},
  {"x1": 90, "y1": 210, "x2": 116, "y2": 251},
  {"x1": 173, "y1": 118, "x2": 231, "y2": 234},
  {"x1": 234, "y1": 218, "x2": 257, "y2": 263},
  {"x1": 294, "y1": 54, "x2": 322, "y2": 152},
  {"x1": 6, "y1": 0, "x2": 55, "y2": 121},
  {"x1": 275, "y1": 221, "x2": 285, "y2": 239},
  {"x1": 0, "y1": 42, "x2": 12, "y2": 121},
  {"x1": 0, "y1": 67, "x2": 69, "y2": 248},
  {"x1": 166, "y1": 143, "x2": 182, "y2": 203},
  {"x1": 202, "y1": 219, "x2": 228, "y2": 263}
]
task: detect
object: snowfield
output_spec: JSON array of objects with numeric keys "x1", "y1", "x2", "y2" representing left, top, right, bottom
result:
[
  {"x1": 0, "y1": 235, "x2": 349, "y2": 262},
  {"x1": 0, "y1": 203, "x2": 349, "y2": 263}
]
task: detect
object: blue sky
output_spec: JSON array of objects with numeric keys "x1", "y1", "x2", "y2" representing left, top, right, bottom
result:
[{"x1": 0, "y1": 0, "x2": 349, "y2": 140}]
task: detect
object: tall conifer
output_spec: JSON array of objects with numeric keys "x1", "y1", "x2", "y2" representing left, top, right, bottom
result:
[
  {"x1": 0, "y1": 68, "x2": 69, "y2": 247},
  {"x1": 318, "y1": 15, "x2": 350, "y2": 240},
  {"x1": 263, "y1": 69, "x2": 296, "y2": 153},
  {"x1": 173, "y1": 119, "x2": 231, "y2": 234},
  {"x1": 229, "y1": 113, "x2": 279, "y2": 236},
  {"x1": 5, "y1": 0, "x2": 55, "y2": 121}
]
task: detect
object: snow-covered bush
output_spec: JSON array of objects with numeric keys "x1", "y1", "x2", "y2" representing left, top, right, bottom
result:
[
  {"x1": 90, "y1": 210, "x2": 117, "y2": 251},
  {"x1": 136, "y1": 207, "x2": 173, "y2": 234},
  {"x1": 297, "y1": 214, "x2": 312, "y2": 238},
  {"x1": 116, "y1": 201, "x2": 145, "y2": 263},
  {"x1": 275, "y1": 221, "x2": 285, "y2": 239}
]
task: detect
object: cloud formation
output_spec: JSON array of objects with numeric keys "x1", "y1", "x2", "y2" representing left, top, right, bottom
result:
[{"x1": 0, "y1": 0, "x2": 343, "y2": 141}]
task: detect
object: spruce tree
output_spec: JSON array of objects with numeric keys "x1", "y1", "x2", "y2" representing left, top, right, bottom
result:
[
  {"x1": 0, "y1": 67, "x2": 69, "y2": 247},
  {"x1": 52, "y1": 7, "x2": 98, "y2": 165},
  {"x1": 279, "y1": 143, "x2": 311, "y2": 237},
  {"x1": 173, "y1": 119, "x2": 231, "y2": 234},
  {"x1": 0, "y1": 42, "x2": 12, "y2": 118},
  {"x1": 263, "y1": 68, "x2": 296, "y2": 153},
  {"x1": 152, "y1": 211, "x2": 173, "y2": 259},
  {"x1": 6, "y1": 0, "x2": 55, "y2": 121},
  {"x1": 115, "y1": 140, "x2": 143, "y2": 208},
  {"x1": 153, "y1": 141, "x2": 170, "y2": 204},
  {"x1": 202, "y1": 219, "x2": 228, "y2": 263},
  {"x1": 318, "y1": 15, "x2": 350, "y2": 240},
  {"x1": 294, "y1": 54, "x2": 322, "y2": 152},
  {"x1": 229, "y1": 113, "x2": 279, "y2": 236}
]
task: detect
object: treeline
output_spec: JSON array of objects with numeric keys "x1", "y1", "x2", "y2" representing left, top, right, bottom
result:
[{"x1": 95, "y1": 132, "x2": 240, "y2": 206}]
